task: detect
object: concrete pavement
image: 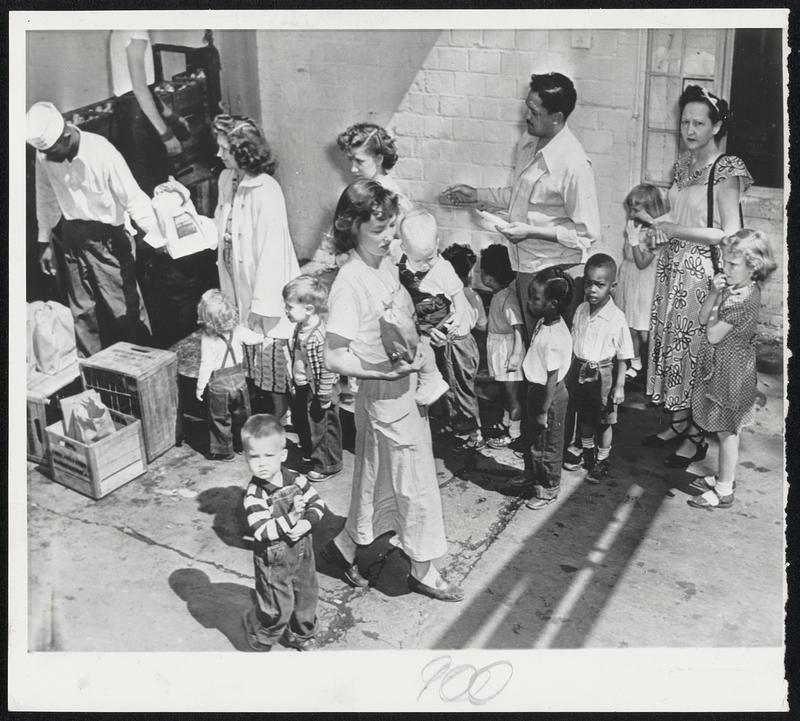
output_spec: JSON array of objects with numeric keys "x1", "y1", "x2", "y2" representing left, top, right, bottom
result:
[{"x1": 26, "y1": 371, "x2": 784, "y2": 653}]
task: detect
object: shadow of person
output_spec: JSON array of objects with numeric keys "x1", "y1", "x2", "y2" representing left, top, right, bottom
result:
[
  {"x1": 196, "y1": 486, "x2": 252, "y2": 550},
  {"x1": 168, "y1": 568, "x2": 254, "y2": 651}
]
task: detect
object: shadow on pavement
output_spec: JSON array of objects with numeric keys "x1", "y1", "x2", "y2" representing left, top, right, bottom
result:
[
  {"x1": 168, "y1": 568, "x2": 254, "y2": 651},
  {"x1": 431, "y1": 403, "x2": 700, "y2": 649}
]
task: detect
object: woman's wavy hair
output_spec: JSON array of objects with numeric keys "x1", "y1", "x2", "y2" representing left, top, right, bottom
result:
[
  {"x1": 213, "y1": 114, "x2": 276, "y2": 175},
  {"x1": 197, "y1": 289, "x2": 239, "y2": 335},
  {"x1": 532, "y1": 266, "x2": 574, "y2": 315},
  {"x1": 721, "y1": 229, "x2": 777, "y2": 283},
  {"x1": 332, "y1": 179, "x2": 399, "y2": 254},
  {"x1": 337, "y1": 123, "x2": 399, "y2": 171},
  {"x1": 679, "y1": 84, "x2": 730, "y2": 140}
]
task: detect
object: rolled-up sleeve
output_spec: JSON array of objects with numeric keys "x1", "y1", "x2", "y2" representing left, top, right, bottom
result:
[
  {"x1": 553, "y1": 159, "x2": 601, "y2": 257},
  {"x1": 476, "y1": 185, "x2": 512, "y2": 211}
]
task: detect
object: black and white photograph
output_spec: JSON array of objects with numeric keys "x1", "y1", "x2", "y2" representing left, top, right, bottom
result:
[{"x1": 9, "y1": 7, "x2": 790, "y2": 712}]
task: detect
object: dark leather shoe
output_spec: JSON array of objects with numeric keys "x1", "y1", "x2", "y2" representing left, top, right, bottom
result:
[
  {"x1": 321, "y1": 539, "x2": 369, "y2": 588},
  {"x1": 408, "y1": 575, "x2": 464, "y2": 602},
  {"x1": 664, "y1": 441, "x2": 708, "y2": 468}
]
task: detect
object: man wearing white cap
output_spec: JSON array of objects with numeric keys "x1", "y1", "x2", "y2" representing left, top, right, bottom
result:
[{"x1": 27, "y1": 101, "x2": 158, "y2": 356}]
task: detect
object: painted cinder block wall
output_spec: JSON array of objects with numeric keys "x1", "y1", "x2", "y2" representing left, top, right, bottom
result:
[{"x1": 254, "y1": 27, "x2": 782, "y2": 341}]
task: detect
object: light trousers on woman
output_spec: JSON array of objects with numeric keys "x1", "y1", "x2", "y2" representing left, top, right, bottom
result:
[{"x1": 345, "y1": 370, "x2": 448, "y2": 563}]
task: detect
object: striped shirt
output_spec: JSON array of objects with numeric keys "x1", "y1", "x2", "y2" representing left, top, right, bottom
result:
[
  {"x1": 289, "y1": 320, "x2": 339, "y2": 403},
  {"x1": 244, "y1": 467, "x2": 325, "y2": 545}
]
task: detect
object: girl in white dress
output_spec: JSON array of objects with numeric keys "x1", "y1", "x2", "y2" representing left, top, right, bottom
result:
[{"x1": 614, "y1": 183, "x2": 667, "y2": 383}]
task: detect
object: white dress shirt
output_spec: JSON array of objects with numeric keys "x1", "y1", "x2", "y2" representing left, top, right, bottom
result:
[
  {"x1": 477, "y1": 124, "x2": 601, "y2": 275},
  {"x1": 571, "y1": 299, "x2": 634, "y2": 362},
  {"x1": 35, "y1": 129, "x2": 157, "y2": 243}
]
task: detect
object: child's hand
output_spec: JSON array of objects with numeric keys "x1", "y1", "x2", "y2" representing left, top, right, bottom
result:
[
  {"x1": 293, "y1": 494, "x2": 307, "y2": 512},
  {"x1": 384, "y1": 353, "x2": 422, "y2": 380},
  {"x1": 613, "y1": 385, "x2": 625, "y2": 405},
  {"x1": 506, "y1": 353, "x2": 523, "y2": 373},
  {"x1": 710, "y1": 273, "x2": 727, "y2": 293},
  {"x1": 286, "y1": 519, "x2": 311, "y2": 542},
  {"x1": 534, "y1": 411, "x2": 548, "y2": 430},
  {"x1": 428, "y1": 327, "x2": 448, "y2": 347},
  {"x1": 195, "y1": 388, "x2": 204, "y2": 402}
]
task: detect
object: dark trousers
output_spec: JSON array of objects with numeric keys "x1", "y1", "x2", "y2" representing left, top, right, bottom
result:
[
  {"x1": 434, "y1": 332, "x2": 481, "y2": 433},
  {"x1": 109, "y1": 91, "x2": 171, "y2": 197},
  {"x1": 516, "y1": 267, "x2": 584, "y2": 455},
  {"x1": 522, "y1": 380, "x2": 568, "y2": 499},
  {"x1": 246, "y1": 534, "x2": 318, "y2": 646},
  {"x1": 291, "y1": 384, "x2": 343, "y2": 474},
  {"x1": 54, "y1": 219, "x2": 152, "y2": 357},
  {"x1": 208, "y1": 365, "x2": 251, "y2": 455}
]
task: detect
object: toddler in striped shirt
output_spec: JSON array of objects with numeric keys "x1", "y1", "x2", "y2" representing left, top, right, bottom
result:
[{"x1": 241, "y1": 414, "x2": 326, "y2": 652}]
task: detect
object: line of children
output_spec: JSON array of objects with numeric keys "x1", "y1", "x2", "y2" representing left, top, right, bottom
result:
[{"x1": 232, "y1": 232, "x2": 775, "y2": 654}]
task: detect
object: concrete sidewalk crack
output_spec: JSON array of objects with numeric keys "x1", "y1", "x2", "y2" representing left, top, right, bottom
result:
[{"x1": 31, "y1": 502, "x2": 251, "y2": 580}]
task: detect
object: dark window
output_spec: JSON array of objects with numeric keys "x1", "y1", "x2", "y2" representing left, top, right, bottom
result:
[{"x1": 726, "y1": 29, "x2": 784, "y2": 189}]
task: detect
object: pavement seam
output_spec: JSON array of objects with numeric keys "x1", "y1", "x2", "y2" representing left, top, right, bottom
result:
[{"x1": 30, "y1": 502, "x2": 252, "y2": 581}]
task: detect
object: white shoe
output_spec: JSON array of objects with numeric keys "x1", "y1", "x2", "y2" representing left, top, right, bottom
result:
[{"x1": 415, "y1": 376, "x2": 450, "y2": 406}]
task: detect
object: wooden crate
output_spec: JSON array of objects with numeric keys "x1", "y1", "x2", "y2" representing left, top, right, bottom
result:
[
  {"x1": 46, "y1": 410, "x2": 147, "y2": 500},
  {"x1": 79, "y1": 343, "x2": 181, "y2": 463},
  {"x1": 27, "y1": 364, "x2": 82, "y2": 464}
]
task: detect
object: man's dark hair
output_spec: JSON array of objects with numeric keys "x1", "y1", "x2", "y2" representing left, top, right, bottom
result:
[{"x1": 529, "y1": 72, "x2": 577, "y2": 119}]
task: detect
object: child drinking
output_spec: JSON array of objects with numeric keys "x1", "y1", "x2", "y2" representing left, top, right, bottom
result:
[
  {"x1": 283, "y1": 276, "x2": 343, "y2": 481},
  {"x1": 688, "y1": 230, "x2": 776, "y2": 509},
  {"x1": 396, "y1": 209, "x2": 465, "y2": 411},
  {"x1": 517, "y1": 267, "x2": 574, "y2": 509},
  {"x1": 241, "y1": 414, "x2": 326, "y2": 651},
  {"x1": 567, "y1": 253, "x2": 634, "y2": 482},
  {"x1": 195, "y1": 289, "x2": 265, "y2": 461},
  {"x1": 480, "y1": 244, "x2": 525, "y2": 450},
  {"x1": 614, "y1": 184, "x2": 667, "y2": 383}
]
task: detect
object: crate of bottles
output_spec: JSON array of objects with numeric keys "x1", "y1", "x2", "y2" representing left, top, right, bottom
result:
[{"x1": 79, "y1": 343, "x2": 180, "y2": 463}]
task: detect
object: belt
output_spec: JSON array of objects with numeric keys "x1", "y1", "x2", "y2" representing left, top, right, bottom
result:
[{"x1": 575, "y1": 356, "x2": 614, "y2": 384}]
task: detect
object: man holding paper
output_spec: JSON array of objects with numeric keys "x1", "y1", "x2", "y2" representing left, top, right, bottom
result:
[
  {"x1": 27, "y1": 101, "x2": 158, "y2": 357},
  {"x1": 442, "y1": 72, "x2": 601, "y2": 337}
]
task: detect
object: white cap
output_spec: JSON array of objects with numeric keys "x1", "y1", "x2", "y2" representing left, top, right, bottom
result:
[{"x1": 26, "y1": 102, "x2": 66, "y2": 151}]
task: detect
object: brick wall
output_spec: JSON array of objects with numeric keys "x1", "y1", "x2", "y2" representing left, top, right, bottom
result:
[
  {"x1": 388, "y1": 29, "x2": 647, "y2": 273},
  {"x1": 254, "y1": 30, "x2": 441, "y2": 259}
]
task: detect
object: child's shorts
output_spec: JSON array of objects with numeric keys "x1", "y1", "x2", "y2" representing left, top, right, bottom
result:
[{"x1": 567, "y1": 356, "x2": 618, "y2": 426}]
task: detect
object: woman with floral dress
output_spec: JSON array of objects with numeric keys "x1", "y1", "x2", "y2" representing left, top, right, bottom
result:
[{"x1": 643, "y1": 85, "x2": 752, "y2": 467}]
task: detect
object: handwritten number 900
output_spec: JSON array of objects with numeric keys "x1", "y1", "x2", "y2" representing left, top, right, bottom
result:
[{"x1": 418, "y1": 655, "x2": 513, "y2": 705}]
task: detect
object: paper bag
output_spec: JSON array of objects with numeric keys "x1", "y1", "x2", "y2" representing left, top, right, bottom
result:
[
  {"x1": 28, "y1": 301, "x2": 78, "y2": 375},
  {"x1": 379, "y1": 289, "x2": 419, "y2": 364},
  {"x1": 62, "y1": 390, "x2": 116, "y2": 444}
]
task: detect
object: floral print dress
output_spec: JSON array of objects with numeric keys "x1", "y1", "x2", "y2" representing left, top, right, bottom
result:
[{"x1": 646, "y1": 154, "x2": 752, "y2": 411}]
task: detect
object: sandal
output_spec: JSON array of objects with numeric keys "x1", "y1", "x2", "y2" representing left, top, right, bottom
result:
[
  {"x1": 687, "y1": 488, "x2": 735, "y2": 510},
  {"x1": 664, "y1": 425, "x2": 707, "y2": 468},
  {"x1": 695, "y1": 475, "x2": 737, "y2": 492},
  {"x1": 487, "y1": 434, "x2": 517, "y2": 449},
  {"x1": 642, "y1": 417, "x2": 690, "y2": 447},
  {"x1": 455, "y1": 435, "x2": 486, "y2": 452}
]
